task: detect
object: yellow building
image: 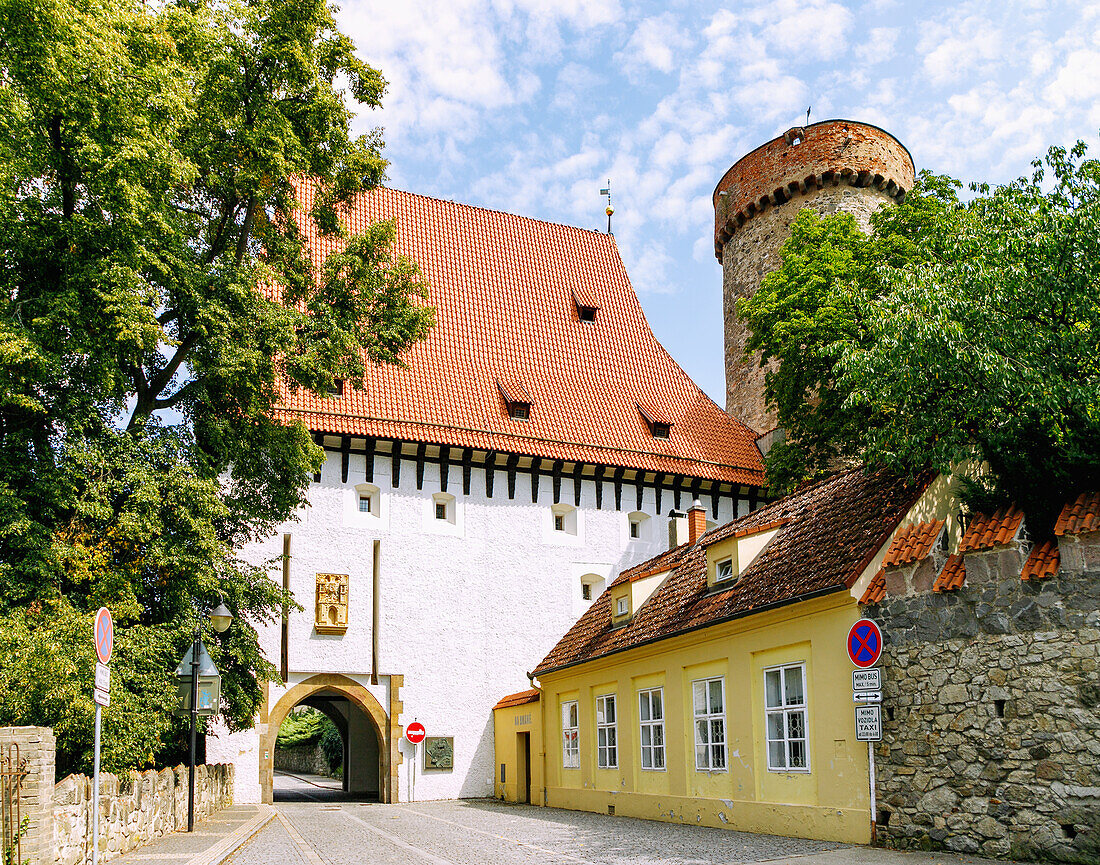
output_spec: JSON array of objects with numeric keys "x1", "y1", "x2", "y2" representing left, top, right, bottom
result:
[{"x1": 494, "y1": 468, "x2": 954, "y2": 843}]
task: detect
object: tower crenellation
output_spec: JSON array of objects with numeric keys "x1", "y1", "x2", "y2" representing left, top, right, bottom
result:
[{"x1": 714, "y1": 119, "x2": 915, "y2": 434}]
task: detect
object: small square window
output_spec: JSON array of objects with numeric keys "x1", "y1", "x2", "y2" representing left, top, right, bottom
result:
[
  {"x1": 358, "y1": 494, "x2": 373, "y2": 514},
  {"x1": 578, "y1": 305, "x2": 597, "y2": 322},
  {"x1": 616, "y1": 596, "x2": 628, "y2": 616},
  {"x1": 651, "y1": 422, "x2": 671, "y2": 439},
  {"x1": 508, "y1": 403, "x2": 530, "y2": 420},
  {"x1": 629, "y1": 520, "x2": 640, "y2": 539},
  {"x1": 554, "y1": 514, "x2": 565, "y2": 532},
  {"x1": 582, "y1": 583, "x2": 592, "y2": 601},
  {"x1": 715, "y1": 557, "x2": 734, "y2": 583},
  {"x1": 435, "y1": 501, "x2": 447, "y2": 520},
  {"x1": 328, "y1": 379, "x2": 344, "y2": 397}
]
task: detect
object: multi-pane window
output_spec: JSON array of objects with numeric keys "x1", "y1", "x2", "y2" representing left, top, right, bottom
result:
[
  {"x1": 596, "y1": 694, "x2": 617, "y2": 769},
  {"x1": 765, "y1": 664, "x2": 809, "y2": 772},
  {"x1": 561, "y1": 701, "x2": 579, "y2": 768},
  {"x1": 715, "y1": 557, "x2": 734, "y2": 582},
  {"x1": 638, "y1": 688, "x2": 665, "y2": 770},
  {"x1": 693, "y1": 677, "x2": 727, "y2": 771},
  {"x1": 358, "y1": 493, "x2": 373, "y2": 513}
]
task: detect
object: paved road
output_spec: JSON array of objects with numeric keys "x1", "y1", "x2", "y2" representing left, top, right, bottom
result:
[{"x1": 228, "y1": 797, "x2": 1004, "y2": 865}]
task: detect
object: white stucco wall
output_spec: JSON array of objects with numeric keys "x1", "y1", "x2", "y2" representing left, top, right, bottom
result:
[{"x1": 235, "y1": 449, "x2": 743, "y2": 802}]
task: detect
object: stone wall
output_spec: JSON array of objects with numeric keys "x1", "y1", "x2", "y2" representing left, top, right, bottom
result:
[
  {"x1": 866, "y1": 542, "x2": 1100, "y2": 862},
  {"x1": 1, "y1": 727, "x2": 55, "y2": 865},
  {"x1": 52, "y1": 763, "x2": 233, "y2": 865},
  {"x1": 273, "y1": 743, "x2": 330, "y2": 777}
]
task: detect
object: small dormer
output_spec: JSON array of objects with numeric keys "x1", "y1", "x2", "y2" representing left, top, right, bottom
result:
[
  {"x1": 637, "y1": 401, "x2": 673, "y2": 440},
  {"x1": 610, "y1": 584, "x2": 632, "y2": 625},
  {"x1": 704, "y1": 519, "x2": 788, "y2": 590},
  {"x1": 572, "y1": 288, "x2": 600, "y2": 323},
  {"x1": 496, "y1": 378, "x2": 532, "y2": 421},
  {"x1": 609, "y1": 562, "x2": 674, "y2": 626}
]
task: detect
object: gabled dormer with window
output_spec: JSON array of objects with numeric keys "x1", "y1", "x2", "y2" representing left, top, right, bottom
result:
[
  {"x1": 637, "y1": 401, "x2": 673, "y2": 440},
  {"x1": 496, "y1": 378, "x2": 532, "y2": 421},
  {"x1": 572, "y1": 288, "x2": 600, "y2": 323},
  {"x1": 704, "y1": 519, "x2": 789, "y2": 590}
]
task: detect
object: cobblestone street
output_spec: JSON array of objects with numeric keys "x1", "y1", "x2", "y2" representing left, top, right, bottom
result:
[{"x1": 228, "y1": 795, "x2": 1005, "y2": 865}]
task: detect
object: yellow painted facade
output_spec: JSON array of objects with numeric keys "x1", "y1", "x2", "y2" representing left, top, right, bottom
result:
[
  {"x1": 494, "y1": 590, "x2": 872, "y2": 843},
  {"x1": 492, "y1": 698, "x2": 543, "y2": 804}
]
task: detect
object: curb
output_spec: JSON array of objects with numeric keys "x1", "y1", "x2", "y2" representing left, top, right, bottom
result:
[{"x1": 188, "y1": 805, "x2": 276, "y2": 865}]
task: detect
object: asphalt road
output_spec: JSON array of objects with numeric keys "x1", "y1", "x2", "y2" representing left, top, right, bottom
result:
[{"x1": 229, "y1": 781, "x2": 1005, "y2": 865}]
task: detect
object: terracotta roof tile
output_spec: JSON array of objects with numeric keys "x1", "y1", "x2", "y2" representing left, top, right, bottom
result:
[
  {"x1": 1055, "y1": 492, "x2": 1100, "y2": 536},
  {"x1": 492, "y1": 689, "x2": 540, "y2": 710},
  {"x1": 958, "y1": 507, "x2": 1025, "y2": 553},
  {"x1": 535, "y1": 468, "x2": 931, "y2": 676},
  {"x1": 859, "y1": 568, "x2": 887, "y2": 605},
  {"x1": 275, "y1": 182, "x2": 764, "y2": 484},
  {"x1": 933, "y1": 554, "x2": 966, "y2": 592},
  {"x1": 883, "y1": 520, "x2": 945, "y2": 567},
  {"x1": 1021, "y1": 540, "x2": 1059, "y2": 581}
]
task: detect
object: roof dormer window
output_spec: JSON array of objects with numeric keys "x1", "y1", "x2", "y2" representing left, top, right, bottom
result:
[
  {"x1": 637, "y1": 402, "x2": 673, "y2": 440},
  {"x1": 572, "y1": 289, "x2": 600, "y2": 323},
  {"x1": 577, "y1": 303, "x2": 598, "y2": 322},
  {"x1": 497, "y1": 378, "x2": 532, "y2": 422}
]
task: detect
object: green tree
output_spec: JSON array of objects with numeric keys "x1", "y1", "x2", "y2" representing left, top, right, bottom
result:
[
  {"x1": 0, "y1": 0, "x2": 433, "y2": 775},
  {"x1": 739, "y1": 147, "x2": 1100, "y2": 530}
]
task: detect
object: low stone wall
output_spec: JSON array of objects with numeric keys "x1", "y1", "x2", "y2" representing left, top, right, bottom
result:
[
  {"x1": 274, "y1": 743, "x2": 330, "y2": 777},
  {"x1": 867, "y1": 547, "x2": 1100, "y2": 862},
  {"x1": 53, "y1": 764, "x2": 233, "y2": 865}
]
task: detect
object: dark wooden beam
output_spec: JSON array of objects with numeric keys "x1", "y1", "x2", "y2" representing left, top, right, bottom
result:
[
  {"x1": 530, "y1": 457, "x2": 542, "y2": 503},
  {"x1": 654, "y1": 473, "x2": 666, "y2": 515},
  {"x1": 391, "y1": 440, "x2": 403, "y2": 488},
  {"x1": 340, "y1": 435, "x2": 351, "y2": 484},
  {"x1": 613, "y1": 467, "x2": 625, "y2": 511},
  {"x1": 711, "y1": 485, "x2": 721, "y2": 519},
  {"x1": 485, "y1": 451, "x2": 497, "y2": 498},
  {"x1": 672, "y1": 474, "x2": 684, "y2": 510},
  {"x1": 552, "y1": 461, "x2": 564, "y2": 504},
  {"x1": 748, "y1": 489, "x2": 758, "y2": 512},
  {"x1": 506, "y1": 454, "x2": 519, "y2": 499},
  {"x1": 689, "y1": 477, "x2": 701, "y2": 507},
  {"x1": 572, "y1": 462, "x2": 584, "y2": 507},
  {"x1": 312, "y1": 431, "x2": 324, "y2": 482},
  {"x1": 414, "y1": 443, "x2": 427, "y2": 490},
  {"x1": 461, "y1": 449, "x2": 473, "y2": 496},
  {"x1": 439, "y1": 445, "x2": 450, "y2": 492},
  {"x1": 364, "y1": 437, "x2": 376, "y2": 482},
  {"x1": 636, "y1": 473, "x2": 644, "y2": 511},
  {"x1": 594, "y1": 465, "x2": 605, "y2": 509}
]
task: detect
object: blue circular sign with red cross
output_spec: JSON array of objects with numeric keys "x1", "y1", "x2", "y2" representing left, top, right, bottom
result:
[
  {"x1": 94, "y1": 607, "x2": 114, "y2": 665},
  {"x1": 847, "y1": 619, "x2": 882, "y2": 668}
]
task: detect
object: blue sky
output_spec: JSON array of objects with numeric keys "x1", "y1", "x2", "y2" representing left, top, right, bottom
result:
[{"x1": 335, "y1": 0, "x2": 1100, "y2": 404}]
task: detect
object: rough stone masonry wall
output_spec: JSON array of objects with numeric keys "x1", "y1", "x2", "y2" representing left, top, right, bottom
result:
[
  {"x1": 1, "y1": 727, "x2": 55, "y2": 865},
  {"x1": 867, "y1": 543, "x2": 1100, "y2": 862},
  {"x1": 273, "y1": 743, "x2": 331, "y2": 777},
  {"x1": 52, "y1": 763, "x2": 233, "y2": 865}
]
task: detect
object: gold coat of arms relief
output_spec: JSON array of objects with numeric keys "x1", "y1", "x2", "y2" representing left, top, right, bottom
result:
[{"x1": 315, "y1": 572, "x2": 349, "y2": 634}]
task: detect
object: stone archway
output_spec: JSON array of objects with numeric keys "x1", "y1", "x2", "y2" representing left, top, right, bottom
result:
[{"x1": 261, "y1": 674, "x2": 395, "y2": 804}]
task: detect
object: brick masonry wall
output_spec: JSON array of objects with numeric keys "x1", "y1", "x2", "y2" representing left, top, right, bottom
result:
[
  {"x1": 865, "y1": 539, "x2": 1100, "y2": 862},
  {"x1": 51, "y1": 763, "x2": 233, "y2": 865},
  {"x1": 1, "y1": 726, "x2": 55, "y2": 865}
]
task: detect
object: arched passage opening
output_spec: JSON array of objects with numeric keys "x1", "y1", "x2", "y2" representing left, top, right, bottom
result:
[{"x1": 261, "y1": 674, "x2": 393, "y2": 804}]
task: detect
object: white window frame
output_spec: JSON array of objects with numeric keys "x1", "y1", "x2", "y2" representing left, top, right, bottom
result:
[
  {"x1": 692, "y1": 676, "x2": 727, "y2": 771},
  {"x1": 595, "y1": 694, "x2": 617, "y2": 769},
  {"x1": 615, "y1": 596, "x2": 628, "y2": 616},
  {"x1": 765, "y1": 663, "x2": 810, "y2": 773},
  {"x1": 561, "y1": 700, "x2": 579, "y2": 769},
  {"x1": 715, "y1": 556, "x2": 734, "y2": 583},
  {"x1": 638, "y1": 688, "x2": 665, "y2": 771}
]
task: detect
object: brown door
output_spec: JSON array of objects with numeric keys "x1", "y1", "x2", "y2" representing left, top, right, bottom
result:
[{"x1": 517, "y1": 733, "x2": 530, "y2": 804}]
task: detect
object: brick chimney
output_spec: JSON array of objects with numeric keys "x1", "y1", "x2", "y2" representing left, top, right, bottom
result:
[{"x1": 688, "y1": 500, "x2": 707, "y2": 545}]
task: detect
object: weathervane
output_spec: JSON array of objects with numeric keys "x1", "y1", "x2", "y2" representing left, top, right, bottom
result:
[{"x1": 600, "y1": 179, "x2": 614, "y2": 235}]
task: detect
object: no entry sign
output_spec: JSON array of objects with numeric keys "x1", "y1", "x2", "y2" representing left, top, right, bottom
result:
[
  {"x1": 94, "y1": 607, "x2": 114, "y2": 665},
  {"x1": 847, "y1": 619, "x2": 882, "y2": 668},
  {"x1": 405, "y1": 722, "x2": 426, "y2": 745}
]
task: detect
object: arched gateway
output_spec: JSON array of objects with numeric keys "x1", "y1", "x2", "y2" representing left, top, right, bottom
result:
[{"x1": 261, "y1": 674, "x2": 398, "y2": 804}]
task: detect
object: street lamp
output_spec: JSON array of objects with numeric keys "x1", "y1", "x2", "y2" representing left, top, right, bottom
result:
[{"x1": 176, "y1": 602, "x2": 232, "y2": 832}]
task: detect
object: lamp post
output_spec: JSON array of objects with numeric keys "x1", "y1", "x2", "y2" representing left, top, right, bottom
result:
[{"x1": 183, "y1": 602, "x2": 232, "y2": 832}]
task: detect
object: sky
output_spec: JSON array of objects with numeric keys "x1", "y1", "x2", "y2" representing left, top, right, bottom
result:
[{"x1": 334, "y1": 0, "x2": 1100, "y2": 404}]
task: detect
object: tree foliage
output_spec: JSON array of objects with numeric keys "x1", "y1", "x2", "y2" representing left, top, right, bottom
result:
[
  {"x1": 739, "y1": 146, "x2": 1100, "y2": 530},
  {"x1": 0, "y1": 0, "x2": 433, "y2": 775}
]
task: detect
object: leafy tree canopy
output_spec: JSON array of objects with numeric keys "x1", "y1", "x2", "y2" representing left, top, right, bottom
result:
[
  {"x1": 738, "y1": 144, "x2": 1100, "y2": 531},
  {"x1": 0, "y1": 0, "x2": 433, "y2": 775}
]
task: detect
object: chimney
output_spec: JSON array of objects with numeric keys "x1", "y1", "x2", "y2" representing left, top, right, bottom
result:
[
  {"x1": 667, "y1": 510, "x2": 688, "y2": 549},
  {"x1": 688, "y1": 500, "x2": 707, "y2": 544}
]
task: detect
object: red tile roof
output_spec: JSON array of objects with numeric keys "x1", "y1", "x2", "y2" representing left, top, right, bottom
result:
[
  {"x1": 859, "y1": 568, "x2": 887, "y2": 605},
  {"x1": 534, "y1": 468, "x2": 931, "y2": 676},
  {"x1": 933, "y1": 554, "x2": 966, "y2": 592},
  {"x1": 883, "y1": 520, "x2": 944, "y2": 567},
  {"x1": 958, "y1": 507, "x2": 1025, "y2": 552},
  {"x1": 1055, "y1": 492, "x2": 1100, "y2": 536},
  {"x1": 611, "y1": 544, "x2": 688, "y2": 588},
  {"x1": 1021, "y1": 540, "x2": 1059, "y2": 581},
  {"x1": 492, "y1": 688, "x2": 540, "y2": 710},
  {"x1": 276, "y1": 182, "x2": 765, "y2": 485}
]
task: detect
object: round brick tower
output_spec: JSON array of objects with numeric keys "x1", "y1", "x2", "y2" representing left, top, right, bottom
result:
[{"x1": 713, "y1": 119, "x2": 914, "y2": 434}]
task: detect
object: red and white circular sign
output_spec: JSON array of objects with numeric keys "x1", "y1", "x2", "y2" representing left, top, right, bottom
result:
[
  {"x1": 405, "y1": 722, "x2": 426, "y2": 745},
  {"x1": 94, "y1": 607, "x2": 114, "y2": 665}
]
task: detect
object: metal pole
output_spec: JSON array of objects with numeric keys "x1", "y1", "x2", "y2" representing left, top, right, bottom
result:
[
  {"x1": 91, "y1": 704, "x2": 101, "y2": 865},
  {"x1": 188, "y1": 633, "x2": 200, "y2": 832},
  {"x1": 868, "y1": 739, "x2": 877, "y2": 844}
]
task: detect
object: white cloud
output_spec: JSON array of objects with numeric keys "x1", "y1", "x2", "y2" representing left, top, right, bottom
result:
[
  {"x1": 1044, "y1": 49, "x2": 1100, "y2": 107},
  {"x1": 855, "y1": 26, "x2": 899, "y2": 65},
  {"x1": 617, "y1": 13, "x2": 692, "y2": 76}
]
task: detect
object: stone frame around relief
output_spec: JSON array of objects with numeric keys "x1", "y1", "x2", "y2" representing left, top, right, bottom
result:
[
  {"x1": 423, "y1": 736, "x2": 454, "y2": 770},
  {"x1": 314, "y1": 572, "x2": 349, "y2": 634}
]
